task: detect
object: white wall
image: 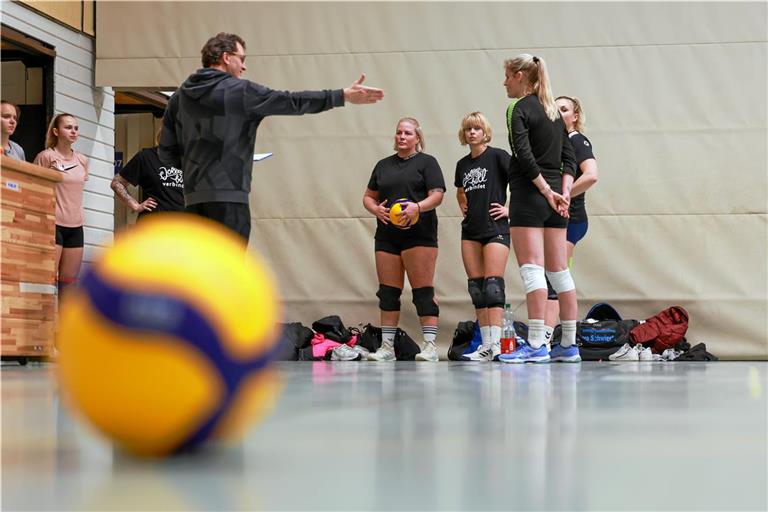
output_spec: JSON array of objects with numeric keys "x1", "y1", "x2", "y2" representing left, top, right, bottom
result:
[{"x1": 2, "y1": 0, "x2": 115, "y2": 268}]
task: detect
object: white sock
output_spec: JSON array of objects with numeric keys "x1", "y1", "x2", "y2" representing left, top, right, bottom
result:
[
  {"x1": 544, "y1": 325, "x2": 554, "y2": 344},
  {"x1": 490, "y1": 325, "x2": 502, "y2": 345},
  {"x1": 561, "y1": 320, "x2": 577, "y2": 347},
  {"x1": 480, "y1": 325, "x2": 491, "y2": 346},
  {"x1": 381, "y1": 326, "x2": 397, "y2": 347},
  {"x1": 422, "y1": 325, "x2": 438, "y2": 344},
  {"x1": 528, "y1": 319, "x2": 546, "y2": 349}
]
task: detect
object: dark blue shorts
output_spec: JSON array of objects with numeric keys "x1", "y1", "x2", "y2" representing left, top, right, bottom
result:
[{"x1": 566, "y1": 221, "x2": 588, "y2": 245}]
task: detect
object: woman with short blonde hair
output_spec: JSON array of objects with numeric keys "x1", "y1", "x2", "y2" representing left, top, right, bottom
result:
[{"x1": 454, "y1": 111, "x2": 512, "y2": 361}]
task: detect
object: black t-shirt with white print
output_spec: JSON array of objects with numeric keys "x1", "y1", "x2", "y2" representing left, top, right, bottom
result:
[
  {"x1": 367, "y1": 152, "x2": 446, "y2": 241},
  {"x1": 454, "y1": 146, "x2": 511, "y2": 239},
  {"x1": 120, "y1": 147, "x2": 185, "y2": 217},
  {"x1": 568, "y1": 131, "x2": 595, "y2": 223}
]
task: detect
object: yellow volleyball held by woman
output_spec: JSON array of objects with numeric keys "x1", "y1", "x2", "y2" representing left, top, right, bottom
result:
[
  {"x1": 56, "y1": 214, "x2": 283, "y2": 457},
  {"x1": 388, "y1": 198, "x2": 419, "y2": 229}
]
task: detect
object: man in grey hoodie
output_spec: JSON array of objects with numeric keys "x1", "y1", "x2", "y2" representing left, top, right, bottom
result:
[{"x1": 159, "y1": 32, "x2": 384, "y2": 242}]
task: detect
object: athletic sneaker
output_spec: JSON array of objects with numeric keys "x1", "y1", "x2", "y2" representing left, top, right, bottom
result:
[
  {"x1": 415, "y1": 341, "x2": 439, "y2": 362},
  {"x1": 331, "y1": 344, "x2": 361, "y2": 361},
  {"x1": 661, "y1": 348, "x2": 683, "y2": 361},
  {"x1": 368, "y1": 341, "x2": 395, "y2": 362},
  {"x1": 461, "y1": 342, "x2": 500, "y2": 362},
  {"x1": 549, "y1": 344, "x2": 582, "y2": 363},
  {"x1": 609, "y1": 343, "x2": 639, "y2": 361},
  {"x1": 638, "y1": 345, "x2": 654, "y2": 362},
  {"x1": 498, "y1": 344, "x2": 550, "y2": 364}
]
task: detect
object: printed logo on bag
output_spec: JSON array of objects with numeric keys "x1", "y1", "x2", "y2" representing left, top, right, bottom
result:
[{"x1": 580, "y1": 327, "x2": 616, "y2": 344}]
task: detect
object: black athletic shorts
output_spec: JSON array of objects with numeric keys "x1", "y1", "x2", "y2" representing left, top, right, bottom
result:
[
  {"x1": 461, "y1": 231, "x2": 510, "y2": 247},
  {"x1": 375, "y1": 235, "x2": 437, "y2": 255},
  {"x1": 55, "y1": 225, "x2": 84, "y2": 248},
  {"x1": 186, "y1": 202, "x2": 251, "y2": 243},
  {"x1": 509, "y1": 191, "x2": 568, "y2": 229}
]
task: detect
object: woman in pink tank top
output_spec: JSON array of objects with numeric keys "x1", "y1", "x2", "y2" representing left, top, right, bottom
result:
[{"x1": 34, "y1": 113, "x2": 89, "y2": 297}]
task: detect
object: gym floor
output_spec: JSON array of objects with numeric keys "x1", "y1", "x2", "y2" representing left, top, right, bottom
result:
[{"x1": 2, "y1": 361, "x2": 766, "y2": 511}]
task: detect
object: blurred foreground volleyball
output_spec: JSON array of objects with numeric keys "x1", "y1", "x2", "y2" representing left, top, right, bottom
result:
[{"x1": 57, "y1": 214, "x2": 283, "y2": 457}]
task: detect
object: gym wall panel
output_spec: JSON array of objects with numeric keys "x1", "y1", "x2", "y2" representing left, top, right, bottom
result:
[
  {"x1": 575, "y1": 214, "x2": 767, "y2": 359},
  {"x1": 95, "y1": 1, "x2": 767, "y2": 358},
  {"x1": 95, "y1": 2, "x2": 766, "y2": 88}
]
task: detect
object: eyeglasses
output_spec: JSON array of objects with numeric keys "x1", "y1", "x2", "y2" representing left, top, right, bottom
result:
[{"x1": 228, "y1": 52, "x2": 246, "y2": 64}]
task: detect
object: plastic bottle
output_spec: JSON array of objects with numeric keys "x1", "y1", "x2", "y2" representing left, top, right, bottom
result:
[{"x1": 500, "y1": 303, "x2": 517, "y2": 354}]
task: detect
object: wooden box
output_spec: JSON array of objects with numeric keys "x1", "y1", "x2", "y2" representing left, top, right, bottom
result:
[{"x1": 0, "y1": 156, "x2": 62, "y2": 358}]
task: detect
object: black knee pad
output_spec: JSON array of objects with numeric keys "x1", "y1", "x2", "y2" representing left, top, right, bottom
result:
[
  {"x1": 546, "y1": 276, "x2": 558, "y2": 300},
  {"x1": 484, "y1": 276, "x2": 506, "y2": 308},
  {"x1": 467, "y1": 278, "x2": 486, "y2": 309},
  {"x1": 412, "y1": 286, "x2": 439, "y2": 317},
  {"x1": 377, "y1": 284, "x2": 402, "y2": 311}
]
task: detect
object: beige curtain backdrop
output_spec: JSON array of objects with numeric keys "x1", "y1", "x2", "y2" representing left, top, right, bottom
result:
[{"x1": 96, "y1": 1, "x2": 767, "y2": 359}]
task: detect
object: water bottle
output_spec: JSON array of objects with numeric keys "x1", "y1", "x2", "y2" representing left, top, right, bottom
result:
[{"x1": 500, "y1": 303, "x2": 517, "y2": 354}]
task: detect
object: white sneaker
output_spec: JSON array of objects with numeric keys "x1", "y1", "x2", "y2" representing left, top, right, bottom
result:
[
  {"x1": 638, "y1": 345, "x2": 654, "y2": 361},
  {"x1": 368, "y1": 341, "x2": 395, "y2": 362},
  {"x1": 490, "y1": 341, "x2": 501, "y2": 361},
  {"x1": 661, "y1": 348, "x2": 683, "y2": 361},
  {"x1": 415, "y1": 341, "x2": 439, "y2": 362},
  {"x1": 609, "y1": 343, "x2": 639, "y2": 361},
  {"x1": 461, "y1": 343, "x2": 494, "y2": 362}
]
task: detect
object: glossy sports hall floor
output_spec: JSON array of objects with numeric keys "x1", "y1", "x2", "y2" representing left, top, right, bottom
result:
[{"x1": 2, "y1": 361, "x2": 766, "y2": 511}]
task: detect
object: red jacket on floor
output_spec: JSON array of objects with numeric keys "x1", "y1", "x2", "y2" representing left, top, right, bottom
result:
[{"x1": 630, "y1": 306, "x2": 689, "y2": 352}]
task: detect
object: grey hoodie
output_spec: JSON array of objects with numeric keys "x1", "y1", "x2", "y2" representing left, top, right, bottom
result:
[{"x1": 159, "y1": 68, "x2": 344, "y2": 206}]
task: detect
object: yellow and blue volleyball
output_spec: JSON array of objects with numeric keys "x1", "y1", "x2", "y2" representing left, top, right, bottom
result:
[
  {"x1": 56, "y1": 214, "x2": 283, "y2": 457},
  {"x1": 389, "y1": 198, "x2": 418, "y2": 228}
]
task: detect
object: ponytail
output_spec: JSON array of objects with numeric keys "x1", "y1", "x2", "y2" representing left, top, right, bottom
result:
[{"x1": 533, "y1": 57, "x2": 558, "y2": 122}]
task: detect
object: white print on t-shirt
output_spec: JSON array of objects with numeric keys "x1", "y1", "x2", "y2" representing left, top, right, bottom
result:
[
  {"x1": 159, "y1": 166, "x2": 183, "y2": 188},
  {"x1": 462, "y1": 167, "x2": 488, "y2": 193}
]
